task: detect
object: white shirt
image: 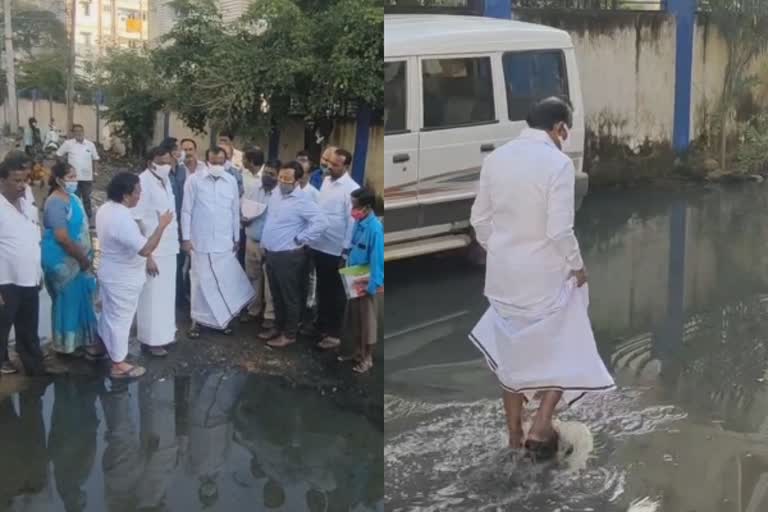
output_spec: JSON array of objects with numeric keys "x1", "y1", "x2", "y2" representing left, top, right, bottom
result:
[
  {"x1": 181, "y1": 169, "x2": 240, "y2": 254},
  {"x1": 470, "y1": 128, "x2": 584, "y2": 315},
  {"x1": 95, "y1": 201, "x2": 147, "y2": 283},
  {"x1": 133, "y1": 169, "x2": 180, "y2": 257},
  {"x1": 0, "y1": 190, "x2": 41, "y2": 287},
  {"x1": 309, "y1": 173, "x2": 359, "y2": 256},
  {"x1": 56, "y1": 138, "x2": 100, "y2": 181},
  {"x1": 302, "y1": 183, "x2": 320, "y2": 203}
]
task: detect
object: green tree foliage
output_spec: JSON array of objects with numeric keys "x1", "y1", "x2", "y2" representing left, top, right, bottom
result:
[
  {"x1": 153, "y1": 0, "x2": 382, "y2": 136},
  {"x1": 93, "y1": 49, "x2": 163, "y2": 156},
  {"x1": 0, "y1": 3, "x2": 68, "y2": 56},
  {"x1": 17, "y1": 50, "x2": 68, "y2": 102},
  {"x1": 706, "y1": 0, "x2": 768, "y2": 168}
]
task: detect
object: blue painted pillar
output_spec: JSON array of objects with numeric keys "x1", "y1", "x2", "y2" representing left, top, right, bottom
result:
[
  {"x1": 351, "y1": 104, "x2": 371, "y2": 185},
  {"x1": 668, "y1": 0, "x2": 696, "y2": 153},
  {"x1": 483, "y1": 0, "x2": 511, "y2": 19}
]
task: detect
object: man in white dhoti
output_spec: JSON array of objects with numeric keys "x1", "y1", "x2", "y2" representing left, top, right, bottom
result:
[
  {"x1": 181, "y1": 146, "x2": 255, "y2": 338},
  {"x1": 96, "y1": 172, "x2": 174, "y2": 379},
  {"x1": 134, "y1": 146, "x2": 180, "y2": 357},
  {"x1": 469, "y1": 97, "x2": 614, "y2": 458}
]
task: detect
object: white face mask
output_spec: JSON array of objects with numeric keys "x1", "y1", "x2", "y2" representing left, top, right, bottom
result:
[
  {"x1": 153, "y1": 163, "x2": 172, "y2": 178},
  {"x1": 208, "y1": 164, "x2": 225, "y2": 177}
]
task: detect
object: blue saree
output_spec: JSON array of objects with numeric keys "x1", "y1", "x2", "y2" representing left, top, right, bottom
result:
[{"x1": 42, "y1": 193, "x2": 98, "y2": 354}]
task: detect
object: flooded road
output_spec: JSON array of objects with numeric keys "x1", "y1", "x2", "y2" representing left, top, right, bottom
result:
[
  {"x1": 0, "y1": 372, "x2": 383, "y2": 512},
  {"x1": 385, "y1": 184, "x2": 768, "y2": 511}
]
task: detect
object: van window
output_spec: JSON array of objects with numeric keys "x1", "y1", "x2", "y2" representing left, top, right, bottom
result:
[
  {"x1": 385, "y1": 61, "x2": 407, "y2": 134},
  {"x1": 421, "y1": 57, "x2": 495, "y2": 130},
  {"x1": 502, "y1": 51, "x2": 569, "y2": 122}
]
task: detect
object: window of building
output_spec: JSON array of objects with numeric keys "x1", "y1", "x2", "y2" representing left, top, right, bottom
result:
[
  {"x1": 421, "y1": 57, "x2": 495, "y2": 130},
  {"x1": 80, "y1": 1, "x2": 91, "y2": 16},
  {"x1": 385, "y1": 61, "x2": 407, "y2": 134},
  {"x1": 502, "y1": 51, "x2": 569, "y2": 122}
]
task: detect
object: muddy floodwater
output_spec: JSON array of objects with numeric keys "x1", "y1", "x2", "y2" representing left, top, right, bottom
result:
[
  {"x1": 0, "y1": 372, "x2": 383, "y2": 512},
  {"x1": 385, "y1": 184, "x2": 768, "y2": 511}
]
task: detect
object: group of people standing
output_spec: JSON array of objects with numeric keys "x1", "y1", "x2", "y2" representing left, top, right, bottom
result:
[{"x1": 0, "y1": 127, "x2": 383, "y2": 381}]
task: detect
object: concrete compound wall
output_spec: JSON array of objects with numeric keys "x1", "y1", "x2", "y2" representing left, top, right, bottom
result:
[
  {"x1": 152, "y1": 113, "x2": 384, "y2": 195},
  {"x1": 515, "y1": 9, "x2": 768, "y2": 152},
  {"x1": 0, "y1": 98, "x2": 384, "y2": 196}
]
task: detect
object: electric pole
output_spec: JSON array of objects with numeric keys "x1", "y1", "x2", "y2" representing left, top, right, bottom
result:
[
  {"x1": 4, "y1": 0, "x2": 17, "y2": 134},
  {"x1": 66, "y1": 0, "x2": 76, "y2": 133}
]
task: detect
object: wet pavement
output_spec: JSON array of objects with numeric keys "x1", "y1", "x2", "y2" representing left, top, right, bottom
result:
[
  {"x1": 0, "y1": 372, "x2": 383, "y2": 512},
  {"x1": 385, "y1": 183, "x2": 768, "y2": 511}
]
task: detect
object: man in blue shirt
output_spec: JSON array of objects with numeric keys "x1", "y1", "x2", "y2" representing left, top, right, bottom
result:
[
  {"x1": 340, "y1": 187, "x2": 383, "y2": 374},
  {"x1": 260, "y1": 162, "x2": 328, "y2": 348}
]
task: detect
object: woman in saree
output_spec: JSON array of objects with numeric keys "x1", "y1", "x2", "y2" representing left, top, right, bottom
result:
[{"x1": 41, "y1": 162, "x2": 103, "y2": 358}]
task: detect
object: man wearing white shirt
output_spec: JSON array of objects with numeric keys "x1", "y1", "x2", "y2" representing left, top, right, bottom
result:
[
  {"x1": 181, "y1": 146, "x2": 255, "y2": 338},
  {"x1": 468, "y1": 98, "x2": 613, "y2": 457},
  {"x1": 0, "y1": 152, "x2": 46, "y2": 376},
  {"x1": 310, "y1": 148, "x2": 359, "y2": 350},
  {"x1": 241, "y1": 147, "x2": 276, "y2": 328},
  {"x1": 134, "y1": 146, "x2": 180, "y2": 357},
  {"x1": 56, "y1": 124, "x2": 99, "y2": 222}
]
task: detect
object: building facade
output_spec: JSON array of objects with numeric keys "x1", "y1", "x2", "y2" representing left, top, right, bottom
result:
[
  {"x1": 74, "y1": 0, "x2": 149, "y2": 66},
  {"x1": 148, "y1": 0, "x2": 251, "y2": 44}
]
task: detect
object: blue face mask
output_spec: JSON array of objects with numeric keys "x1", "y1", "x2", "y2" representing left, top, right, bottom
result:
[{"x1": 64, "y1": 181, "x2": 78, "y2": 194}]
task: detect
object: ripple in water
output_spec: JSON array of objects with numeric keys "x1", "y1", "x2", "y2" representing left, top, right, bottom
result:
[{"x1": 385, "y1": 390, "x2": 685, "y2": 511}]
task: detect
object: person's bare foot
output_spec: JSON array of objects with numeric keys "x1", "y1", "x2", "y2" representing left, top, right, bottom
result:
[{"x1": 508, "y1": 427, "x2": 524, "y2": 449}]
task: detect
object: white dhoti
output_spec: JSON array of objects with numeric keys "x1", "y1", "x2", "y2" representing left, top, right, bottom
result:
[
  {"x1": 470, "y1": 278, "x2": 614, "y2": 408},
  {"x1": 137, "y1": 254, "x2": 178, "y2": 346},
  {"x1": 98, "y1": 276, "x2": 145, "y2": 364},
  {"x1": 190, "y1": 252, "x2": 255, "y2": 329}
]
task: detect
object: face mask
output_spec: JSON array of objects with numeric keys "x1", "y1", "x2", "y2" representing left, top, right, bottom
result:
[
  {"x1": 351, "y1": 208, "x2": 368, "y2": 221},
  {"x1": 153, "y1": 163, "x2": 172, "y2": 178},
  {"x1": 63, "y1": 181, "x2": 78, "y2": 194},
  {"x1": 279, "y1": 183, "x2": 295, "y2": 196},
  {"x1": 261, "y1": 175, "x2": 277, "y2": 191},
  {"x1": 208, "y1": 164, "x2": 225, "y2": 177}
]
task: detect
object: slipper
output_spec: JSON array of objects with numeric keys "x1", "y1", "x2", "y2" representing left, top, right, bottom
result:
[
  {"x1": 188, "y1": 327, "x2": 201, "y2": 339},
  {"x1": 352, "y1": 360, "x2": 372, "y2": 374},
  {"x1": 337, "y1": 354, "x2": 360, "y2": 362},
  {"x1": 258, "y1": 329, "x2": 280, "y2": 341},
  {"x1": 84, "y1": 350, "x2": 108, "y2": 362},
  {"x1": 110, "y1": 365, "x2": 146, "y2": 380},
  {"x1": 222, "y1": 327, "x2": 233, "y2": 336},
  {"x1": 318, "y1": 337, "x2": 341, "y2": 350}
]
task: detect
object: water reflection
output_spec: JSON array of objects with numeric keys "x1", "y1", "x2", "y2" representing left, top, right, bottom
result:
[
  {"x1": 0, "y1": 373, "x2": 382, "y2": 512},
  {"x1": 384, "y1": 185, "x2": 768, "y2": 511}
]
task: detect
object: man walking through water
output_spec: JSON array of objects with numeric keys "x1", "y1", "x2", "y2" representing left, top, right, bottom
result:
[{"x1": 469, "y1": 97, "x2": 614, "y2": 459}]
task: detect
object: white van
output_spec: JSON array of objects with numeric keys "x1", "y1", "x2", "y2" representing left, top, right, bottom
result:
[{"x1": 384, "y1": 14, "x2": 588, "y2": 262}]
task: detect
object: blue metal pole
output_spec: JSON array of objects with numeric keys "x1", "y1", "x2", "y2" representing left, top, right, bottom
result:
[
  {"x1": 668, "y1": 0, "x2": 696, "y2": 153},
  {"x1": 351, "y1": 104, "x2": 371, "y2": 185},
  {"x1": 483, "y1": 0, "x2": 511, "y2": 19}
]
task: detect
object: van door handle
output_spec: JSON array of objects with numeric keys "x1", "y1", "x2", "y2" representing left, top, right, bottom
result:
[
  {"x1": 480, "y1": 144, "x2": 495, "y2": 153},
  {"x1": 393, "y1": 153, "x2": 410, "y2": 164}
]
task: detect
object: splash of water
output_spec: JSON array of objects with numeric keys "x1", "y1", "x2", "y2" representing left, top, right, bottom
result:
[{"x1": 385, "y1": 390, "x2": 684, "y2": 511}]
